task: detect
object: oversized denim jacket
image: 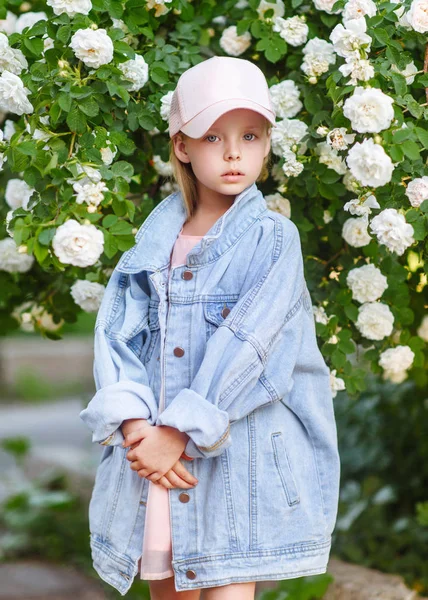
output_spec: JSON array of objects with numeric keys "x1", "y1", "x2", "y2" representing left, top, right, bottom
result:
[{"x1": 79, "y1": 182, "x2": 341, "y2": 595}]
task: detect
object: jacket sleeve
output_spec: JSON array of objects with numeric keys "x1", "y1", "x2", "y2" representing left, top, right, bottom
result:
[
  {"x1": 156, "y1": 219, "x2": 334, "y2": 460},
  {"x1": 79, "y1": 269, "x2": 159, "y2": 446}
]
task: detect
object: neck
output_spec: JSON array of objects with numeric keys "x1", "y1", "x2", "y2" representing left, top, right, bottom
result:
[{"x1": 194, "y1": 180, "x2": 236, "y2": 217}]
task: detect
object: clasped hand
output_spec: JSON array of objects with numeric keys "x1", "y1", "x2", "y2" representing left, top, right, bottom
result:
[{"x1": 122, "y1": 419, "x2": 198, "y2": 490}]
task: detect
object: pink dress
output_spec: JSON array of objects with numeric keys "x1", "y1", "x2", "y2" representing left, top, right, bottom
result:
[{"x1": 139, "y1": 227, "x2": 203, "y2": 580}]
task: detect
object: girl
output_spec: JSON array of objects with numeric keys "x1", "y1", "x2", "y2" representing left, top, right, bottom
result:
[{"x1": 80, "y1": 56, "x2": 341, "y2": 600}]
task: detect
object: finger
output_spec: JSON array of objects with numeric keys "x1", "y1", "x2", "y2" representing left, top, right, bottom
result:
[
  {"x1": 173, "y1": 460, "x2": 199, "y2": 485},
  {"x1": 164, "y1": 469, "x2": 197, "y2": 489},
  {"x1": 122, "y1": 426, "x2": 150, "y2": 448}
]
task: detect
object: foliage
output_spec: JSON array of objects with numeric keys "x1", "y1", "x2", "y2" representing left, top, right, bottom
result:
[
  {"x1": 333, "y1": 372, "x2": 428, "y2": 595},
  {"x1": 0, "y1": 0, "x2": 426, "y2": 421}
]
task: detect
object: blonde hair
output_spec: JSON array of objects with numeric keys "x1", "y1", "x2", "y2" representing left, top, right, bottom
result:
[{"x1": 167, "y1": 121, "x2": 273, "y2": 219}]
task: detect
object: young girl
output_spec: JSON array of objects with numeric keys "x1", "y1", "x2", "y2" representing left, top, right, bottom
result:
[{"x1": 80, "y1": 56, "x2": 341, "y2": 600}]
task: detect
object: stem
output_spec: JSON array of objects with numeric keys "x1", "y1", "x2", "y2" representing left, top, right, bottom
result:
[{"x1": 68, "y1": 131, "x2": 76, "y2": 159}]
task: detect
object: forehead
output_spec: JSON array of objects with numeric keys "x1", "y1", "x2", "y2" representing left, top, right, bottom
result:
[{"x1": 208, "y1": 109, "x2": 268, "y2": 132}]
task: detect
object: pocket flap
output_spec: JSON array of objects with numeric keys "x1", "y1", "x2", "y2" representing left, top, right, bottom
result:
[{"x1": 204, "y1": 301, "x2": 236, "y2": 327}]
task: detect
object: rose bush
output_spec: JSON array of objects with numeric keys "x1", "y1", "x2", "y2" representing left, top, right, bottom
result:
[{"x1": 0, "y1": 0, "x2": 427, "y2": 397}]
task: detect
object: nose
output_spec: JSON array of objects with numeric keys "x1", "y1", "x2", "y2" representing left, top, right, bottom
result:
[{"x1": 224, "y1": 141, "x2": 241, "y2": 161}]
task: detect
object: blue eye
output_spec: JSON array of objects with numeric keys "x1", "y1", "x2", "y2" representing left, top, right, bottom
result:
[{"x1": 204, "y1": 133, "x2": 257, "y2": 142}]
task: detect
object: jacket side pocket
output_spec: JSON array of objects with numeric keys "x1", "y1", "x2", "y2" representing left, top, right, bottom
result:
[{"x1": 271, "y1": 431, "x2": 300, "y2": 506}]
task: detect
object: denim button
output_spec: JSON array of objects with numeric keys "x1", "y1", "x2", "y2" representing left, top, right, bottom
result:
[
  {"x1": 221, "y1": 307, "x2": 230, "y2": 318},
  {"x1": 179, "y1": 492, "x2": 190, "y2": 503},
  {"x1": 186, "y1": 569, "x2": 197, "y2": 580},
  {"x1": 182, "y1": 270, "x2": 193, "y2": 280},
  {"x1": 173, "y1": 347, "x2": 185, "y2": 357}
]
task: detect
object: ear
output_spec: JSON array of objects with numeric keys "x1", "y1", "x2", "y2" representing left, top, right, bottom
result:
[{"x1": 172, "y1": 133, "x2": 191, "y2": 164}]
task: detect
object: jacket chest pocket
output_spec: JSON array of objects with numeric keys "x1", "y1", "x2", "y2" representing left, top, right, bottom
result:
[
  {"x1": 203, "y1": 301, "x2": 237, "y2": 341},
  {"x1": 271, "y1": 432, "x2": 300, "y2": 507},
  {"x1": 141, "y1": 306, "x2": 161, "y2": 364}
]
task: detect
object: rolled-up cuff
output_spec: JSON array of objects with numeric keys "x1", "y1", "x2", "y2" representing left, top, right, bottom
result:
[
  {"x1": 156, "y1": 388, "x2": 232, "y2": 459},
  {"x1": 79, "y1": 381, "x2": 158, "y2": 446}
]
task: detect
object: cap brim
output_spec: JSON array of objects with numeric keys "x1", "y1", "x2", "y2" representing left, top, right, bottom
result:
[{"x1": 180, "y1": 99, "x2": 277, "y2": 139}]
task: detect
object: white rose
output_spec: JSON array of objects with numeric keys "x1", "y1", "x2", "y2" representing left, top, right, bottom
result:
[
  {"x1": 269, "y1": 79, "x2": 303, "y2": 119},
  {"x1": 0, "y1": 71, "x2": 33, "y2": 115},
  {"x1": 316, "y1": 142, "x2": 347, "y2": 175},
  {"x1": 281, "y1": 147, "x2": 304, "y2": 177},
  {"x1": 379, "y1": 345, "x2": 415, "y2": 378},
  {"x1": 160, "y1": 90, "x2": 174, "y2": 122},
  {"x1": 339, "y1": 56, "x2": 375, "y2": 85},
  {"x1": 146, "y1": 0, "x2": 173, "y2": 17},
  {"x1": 73, "y1": 180, "x2": 109, "y2": 207},
  {"x1": 5, "y1": 178, "x2": 35, "y2": 210},
  {"x1": 219, "y1": 26, "x2": 252, "y2": 57},
  {"x1": 343, "y1": 0, "x2": 377, "y2": 23},
  {"x1": 346, "y1": 137, "x2": 394, "y2": 188},
  {"x1": 0, "y1": 238, "x2": 34, "y2": 273},
  {"x1": 70, "y1": 279, "x2": 106, "y2": 312},
  {"x1": 346, "y1": 263, "x2": 388, "y2": 303},
  {"x1": 407, "y1": 0, "x2": 428, "y2": 32},
  {"x1": 159, "y1": 180, "x2": 180, "y2": 196},
  {"x1": 52, "y1": 219, "x2": 104, "y2": 267},
  {"x1": 326, "y1": 127, "x2": 356, "y2": 151},
  {"x1": 265, "y1": 192, "x2": 291, "y2": 218},
  {"x1": 118, "y1": 54, "x2": 149, "y2": 91},
  {"x1": 272, "y1": 15, "x2": 309, "y2": 46},
  {"x1": 344, "y1": 192, "x2": 379, "y2": 216},
  {"x1": 329, "y1": 18, "x2": 372, "y2": 59},
  {"x1": 271, "y1": 118, "x2": 308, "y2": 157},
  {"x1": 330, "y1": 369, "x2": 346, "y2": 398},
  {"x1": 100, "y1": 144, "x2": 117, "y2": 166},
  {"x1": 257, "y1": 0, "x2": 285, "y2": 20},
  {"x1": 69, "y1": 28, "x2": 113, "y2": 69},
  {"x1": 152, "y1": 155, "x2": 173, "y2": 177},
  {"x1": 342, "y1": 215, "x2": 372, "y2": 247},
  {"x1": 405, "y1": 176, "x2": 428, "y2": 208},
  {"x1": 0, "y1": 11, "x2": 18, "y2": 35},
  {"x1": 301, "y1": 37, "x2": 336, "y2": 79},
  {"x1": 3, "y1": 118, "x2": 16, "y2": 140},
  {"x1": 369, "y1": 208, "x2": 415, "y2": 256},
  {"x1": 0, "y1": 33, "x2": 28, "y2": 75},
  {"x1": 15, "y1": 11, "x2": 47, "y2": 34},
  {"x1": 342, "y1": 170, "x2": 360, "y2": 192},
  {"x1": 390, "y1": 60, "x2": 418, "y2": 85},
  {"x1": 417, "y1": 314, "x2": 428, "y2": 342},
  {"x1": 356, "y1": 301, "x2": 394, "y2": 340},
  {"x1": 46, "y1": 0, "x2": 92, "y2": 17},
  {"x1": 314, "y1": 0, "x2": 343, "y2": 13},
  {"x1": 343, "y1": 87, "x2": 394, "y2": 133},
  {"x1": 313, "y1": 305, "x2": 331, "y2": 325}
]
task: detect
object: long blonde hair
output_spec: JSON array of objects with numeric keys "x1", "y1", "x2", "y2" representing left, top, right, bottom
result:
[{"x1": 166, "y1": 121, "x2": 273, "y2": 219}]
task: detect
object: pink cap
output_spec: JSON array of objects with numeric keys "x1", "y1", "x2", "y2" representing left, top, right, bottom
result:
[{"x1": 169, "y1": 56, "x2": 277, "y2": 139}]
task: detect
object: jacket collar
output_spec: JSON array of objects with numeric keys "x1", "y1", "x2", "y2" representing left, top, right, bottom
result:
[{"x1": 116, "y1": 182, "x2": 267, "y2": 273}]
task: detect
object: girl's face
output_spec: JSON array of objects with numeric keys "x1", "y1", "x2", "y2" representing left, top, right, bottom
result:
[{"x1": 172, "y1": 108, "x2": 271, "y2": 201}]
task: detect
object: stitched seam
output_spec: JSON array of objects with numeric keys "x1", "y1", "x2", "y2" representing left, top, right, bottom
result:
[{"x1": 196, "y1": 422, "x2": 230, "y2": 452}]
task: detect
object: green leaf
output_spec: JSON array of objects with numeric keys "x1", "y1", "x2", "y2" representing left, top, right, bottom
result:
[
  {"x1": 416, "y1": 127, "x2": 428, "y2": 149},
  {"x1": 23, "y1": 36, "x2": 44, "y2": 57},
  {"x1": 79, "y1": 97, "x2": 100, "y2": 117},
  {"x1": 33, "y1": 239, "x2": 49, "y2": 263},
  {"x1": 103, "y1": 231, "x2": 119, "y2": 259},
  {"x1": 109, "y1": 220, "x2": 133, "y2": 235},
  {"x1": 66, "y1": 106, "x2": 87, "y2": 134},
  {"x1": 38, "y1": 228, "x2": 56, "y2": 246},
  {"x1": 56, "y1": 25, "x2": 71, "y2": 44},
  {"x1": 401, "y1": 140, "x2": 421, "y2": 161},
  {"x1": 58, "y1": 93, "x2": 72, "y2": 112},
  {"x1": 344, "y1": 304, "x2": 359, "y2": 322},
  {"x1": 102, "y1": 214, "x2": 118, "y2": 228},
  {"x1": 390, "y1": 72, "x2": 407, "y2": 96},
  {"x1": 150, "y1": 65, "x2": 169, "y2": 85},
  {"x1": 17, "y1": 141, "x2": 38, "y2": 157},
  {"x1": 114, "y1": 41, "x2": 135, "y2": 59},
  {"x1": 111, "y1": 161, "x2": 134, "y2": 178}
]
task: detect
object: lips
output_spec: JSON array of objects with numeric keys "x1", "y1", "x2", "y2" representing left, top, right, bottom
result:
[{"x1": 222, "y1": 171, "x2": 244, "y2": 176}]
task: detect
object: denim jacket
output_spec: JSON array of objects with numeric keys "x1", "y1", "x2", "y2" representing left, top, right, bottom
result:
[{"x1": 79, "y1": 182, "x2": 341, "y2": 595}]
